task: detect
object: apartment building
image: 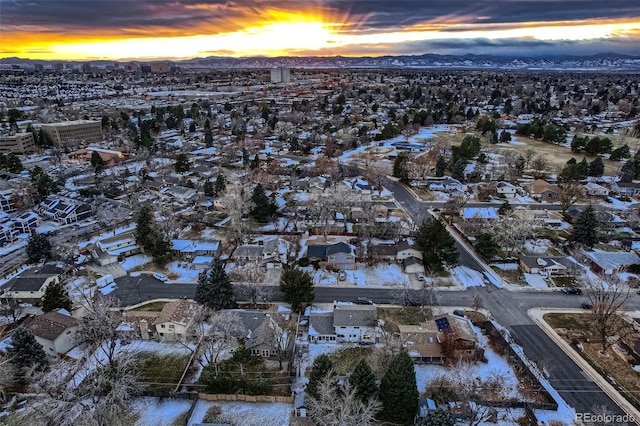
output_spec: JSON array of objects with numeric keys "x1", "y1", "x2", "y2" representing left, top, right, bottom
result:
[
  {"x1": 41, "y1": 120, "x2": 103, "y2": 148},
  {"x1": 0, "y1": 132, "x2": 35, "y2": 154}
]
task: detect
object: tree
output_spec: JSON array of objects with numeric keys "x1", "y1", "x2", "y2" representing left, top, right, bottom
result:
[
  {"x1": 204, "y1": 127, "x2": 213, "y2": 147},
  {"x1": 26, "y1": 232, "x2": 51, "y2": 263},
  {"x1": 474, "y1": 232, "x2": 499, "y2": 260},
  {"x1": 135, "y1": 206, "x2": 154, "y2": 248},
  {"x1": 620, "y1": 160, "x2": 636, "y2": 182},
  {"x1": 588, "y1": 156, "x2": 604, "y2": 177},
  {"x1": 41, "y1": 280, "x2": 72, "y2": 313},
  {"x1": 249, "y1": 183, "x2": 277, "y2": 223},
  {"x1": 350, "y1": 359, "x2": 378, "y2": 403},
  {"x1": 30, "y1": 166, "x2": 58, "y2": 197},
  {"x1": 610, "y1": 144, "x2": 630, "y2": 161},
  {"x1": 308, "y1": 374, "x2": 381, "y2": 426},
  {"x1": 201, "y1": 309, "x2": 245, "y2": 365},
  {"x1": 214, "y1": 173, "x2": 227, "y2": 196},
  {"x1": 451, "y1": 159, "x2": 466, "y2": 181},
  {"x1": 174, "y1": 153, "x2": 190, "y2": 173},
  {"x1": 380, "y1": 351, "x2": 418, "y2": 424},
  {"x1": 558, "y1": 181, "x2": 582, "y2": 213},
  {"x1": 577, "y1": 157, "x2": 590, "y2": 179},
  {"x1": 497, "y1": 200, "x2": 511, "y2": 216},
  {"x1": 188, "y1": 122, "x2": 196, "y2": 133},
  {"x1": 585, "y1": 276, "x2": 634, "y2": 354},
  {"x1": 393, "y1": 152, "x2": 411, "y2": 183},
  {"x1": 90, "y1": 151, "x2": 105, "y2": 174},
  {"x1": 279, "y1": 268, "x2": 314, "y2": 313},
  {"x1": 195, "y1": 259, "x2": 235, "y2": 311},
  {"x1": 203, "y1": 180, "x2": 215, "y2": 197},
  {"x1": 7, "y1": 327, "x2": 48, "y2": 383},
  {"x1": 417, "y1": 407, "x2": 455, "y2": 426},
  {"x1": 570, "y1": 204, "x2": 598, "y2": 247},
  {"x1": 416, "y1": 218, "x2": 458, "y2": 271},
  {"x1": 307, "y1": 354, "x2": 333, "y2": 399},
  {"x1": 435, "y1": 155, "x2": 446, "y2": 177}
]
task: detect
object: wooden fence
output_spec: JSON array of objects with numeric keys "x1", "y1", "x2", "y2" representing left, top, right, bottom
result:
[{"x1": 198, "y1": 393, "x2": 293, "y2": 404}]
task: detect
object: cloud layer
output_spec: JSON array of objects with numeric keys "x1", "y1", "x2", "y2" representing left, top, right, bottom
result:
[{"x1": 2, "y1": 0, "x2": 639, "y2": 59}]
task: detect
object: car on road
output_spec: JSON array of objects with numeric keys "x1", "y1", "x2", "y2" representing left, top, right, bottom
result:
[
  {"x1": 580, "y1": 302, "x2": 593, "y2": 309},
  {"x1": 338, "y1": 271, "x2": 347, "y2": 281},
  {"x1": 355, "y1": 297, "x2": 373, "y2": 305},
  {"x1": 561, "y1": 287, "x2": 582, "y2": 295},
  {"x1": 152, "y1": 272, "x2": 168, "y2": 282}
]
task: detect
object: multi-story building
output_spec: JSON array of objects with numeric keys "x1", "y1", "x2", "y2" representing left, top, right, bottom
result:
[
  {"x1": 41, "y1": 120, "x2": 103, "y2": 149},
  {"x1": 0, "y1": 132, "x2": 35, "y2": 154},
  {"x1": 270, "y1": 67, "x2": 291, "y2": 83}
]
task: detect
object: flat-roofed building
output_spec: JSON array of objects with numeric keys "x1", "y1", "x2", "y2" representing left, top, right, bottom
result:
[
  {"x1": 0, "y1": 132, "x2": 35, "y2": 154},
  {"x1": 41, "y1": 120, "x2": 103, "y2": 148}
]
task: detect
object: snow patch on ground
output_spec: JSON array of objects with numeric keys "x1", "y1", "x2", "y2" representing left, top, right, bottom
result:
[
  {"x1": 452, "y1": 266, "x2": 485, "y2": 287},
  {"x1": 523, "y1": 273, "x2": 549, "y2": 289},
  {"x1": 120, "y1": 254, "x2": 152, "y2": 271},
  {"x1": 165, "y1": 261, "x2": 200, "y2": 283},
  {"x1": 187, "y1": 400, "x2": 291, "y2": 426},
  {"x1": 523, "y1": 239, "x2": 553, "y2": 254},
  {"x1": 133, "y1": 397, "x2": 191, "y2": 426}
]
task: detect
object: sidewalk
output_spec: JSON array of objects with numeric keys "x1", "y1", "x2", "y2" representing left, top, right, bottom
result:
[{"x1": 529, "y1": 308, "x2": 640, "y2": 425}]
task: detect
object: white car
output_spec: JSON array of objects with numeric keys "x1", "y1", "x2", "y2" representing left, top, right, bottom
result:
[{"x1": 152, "y1": 272, "x2": 168, "y2": 282}]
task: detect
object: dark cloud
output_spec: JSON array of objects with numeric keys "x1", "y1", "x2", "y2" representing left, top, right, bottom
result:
[{"x1": 2, "y1": 0, "x2": 638, "y2": 33}]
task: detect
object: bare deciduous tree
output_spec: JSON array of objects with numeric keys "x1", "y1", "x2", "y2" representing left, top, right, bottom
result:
[
  {"x1": 202, "y1": 310, "x2": 245, "y2": 366},
  {"x1": 307, "y1": 373, "x2": 382, "y2": 426},
  {"x1": 584, "y1": 276, "x2": 634, "y2": 354}
]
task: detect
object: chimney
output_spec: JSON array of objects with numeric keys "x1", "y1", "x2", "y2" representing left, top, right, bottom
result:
[{"x1": 139, "y1": 319, "x2": 149, "y2": 340}]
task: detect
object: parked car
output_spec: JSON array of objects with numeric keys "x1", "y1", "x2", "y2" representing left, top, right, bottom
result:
[
  {"x1": 580, "y1": 302, "x2": 593, "y2": 309},
  {"x1": 152, "y1": 272, "x2": 168, "y2": 282},
  {"x1": 562, "y1": 287, "x2": 582, "y2": 295},
  {"x1": 416, "y1": 272, "x2": 425, "y2": 281},
  {"x1": 338, "y1": 270, "x2": 347, "y2": 281},
  {"x1": 356, "y1": 297, "x2": 373, "y2": 305}
]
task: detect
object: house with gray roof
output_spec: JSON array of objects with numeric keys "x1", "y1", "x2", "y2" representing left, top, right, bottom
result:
[
  {"x1": 308, "y1": 311, "x2": 336, "y2": 343},
  {"x1": 519, "y1": 255, "x2": 573, "y2": 276},
  {"x1": 1, "y1": 265, "x2": 64, "y2": 303},
  {"x1": 333, "y1": 304, "x2": 377, "y2": 343},
  {"x1": 584, "y1": 250, "x2": 640, "y2": 275}
]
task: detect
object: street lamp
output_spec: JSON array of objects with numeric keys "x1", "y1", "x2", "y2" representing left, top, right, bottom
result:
[{"x1": 136, "y1": 278, "x2": 142, "y2": 303}]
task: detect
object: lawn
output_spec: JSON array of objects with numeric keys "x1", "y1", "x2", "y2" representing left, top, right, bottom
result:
[
  {"x1": 378, "y1": 306, "x2": 432, "y2": 328},
  {"x1": 137, "y1": 352, "x2": 191, "y2": 392},
  {"x1": 543, "y1": 312, "x2": 592, "y2": 334},
  {"x1": 327, "y1": 347, "x2": 375, "y2": 376},
  {"x1": 131, "y1": 301, "x2": 169, "y2": 312}
]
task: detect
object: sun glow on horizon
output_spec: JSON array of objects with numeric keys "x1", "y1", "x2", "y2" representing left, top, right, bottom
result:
[{"x1": 2, "y1": 10, "x2": 640, "y2": 61}]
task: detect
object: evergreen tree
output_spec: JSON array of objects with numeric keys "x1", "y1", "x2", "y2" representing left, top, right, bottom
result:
[
  {"x1": 474, "y1": 232, "x2": 500, "y2": 260},
  {"x1": 214, "y1": 173, "x2": 227, "y2": 195},
  {"x1": 393, "y1": 152, "x2": 411, "y2": 183},
  {"x1": 250, "y1": 154, "x2": 260, "y2": 170},
  {"x1": 147, "y1": 231, "x2": 171, "y2": 264},
  {"x1": 203, "y1": 180, "x2": 215, "y2": 197},
  {"x1": 380, "y1": 351, "x2": 418, "y2": 424},
  {"x1": 620, "y1": 160, "x2": 636, "y2": 183},
  {"x1": 588, "y1": 156, "x2": 604, "y2": 177},
  {"x1": 570, "y1": 204, "x2": 598, "y2": 247},
  {"x1": 135, "y1": 206, "x2": 154, "y2": 248},
  {"x1": 610, "y1": 144, "x2": 630, "y2": 161},
  {"x1": 416, "y1": 218, "x2": 458, "y2": 271},
  {"x1": 499, "y1": 130, "x2": 511, "y2": 143},
  {"x1": 30, "y1": 166, "x2": 58, "y2": 197},
  {"x1": 90, "y1": 151, "x2": 105, "y2": 173},
  {"x1": 307, "y1": 354, "x2": 333, "y2": 399},
  {"x1": 279, "y1": 268, "x2": 314, "y2": 313},
  {"x1": 497, "y1": 200, "x2": 512, "y2": 216},
  {"x1": 174, "y1": 153, "x2": 190, "y2": 173},
  {"x1": 4, "y1": 153, "x2": 23, "y2": 174},
  {"x1": 451, "y1": 159, "x2": 466, "y2": 181},
  {"x1": 188, "y1": 122, "x2": 196, "y2": 133},
  {"x1": 577, "y1": 157, "x2": 589, "y2": 179},
  {"x1": 435, "y1": 155, "x2": 446, "y2": 177},
  {"x1": 41, "y1": 280, "x2": 72, "y2": 313},
  {"x1": 26, "y1": 232, "x2": 51, "y2": 263},
  {"x1": 194, "y1": 258, "x2": 235, "y2": 311},
  {"x1": 8, "y1": 327, "x2": 48, "y2": 383},
  {"x1": 250, "y1": 183, "x2": 277, "y2": 223},
  {"x1": 418, "y1": 407, "x2": 454, "y2": 426},
  {"x1": 350, "y1": 359, "x2": 378, "y2": 403}
]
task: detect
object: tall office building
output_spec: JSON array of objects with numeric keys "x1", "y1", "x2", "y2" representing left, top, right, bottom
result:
[
  {"x1": 270, "y1": 67, "x2": 291, "y2": 83},
  {"x1": 0, "y1": 133, "x2": 35, "y2": 154},
  {"x1": 41, "y1": 120, "x2": 103, "y2": 149}
]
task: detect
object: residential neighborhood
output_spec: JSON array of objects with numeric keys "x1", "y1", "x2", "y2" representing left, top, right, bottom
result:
[{"x1": 0, "y1": 61, "x2": 639, "y2": 425}]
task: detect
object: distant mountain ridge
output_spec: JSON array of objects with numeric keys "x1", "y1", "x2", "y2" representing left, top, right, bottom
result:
[{"x1": 2, "y1": 52, "x2": 640, "y2": 71}]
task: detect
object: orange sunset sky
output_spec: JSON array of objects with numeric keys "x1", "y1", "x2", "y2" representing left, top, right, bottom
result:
[{"x1": 1, "y1": 0, "x2": 640, "y2": 60}]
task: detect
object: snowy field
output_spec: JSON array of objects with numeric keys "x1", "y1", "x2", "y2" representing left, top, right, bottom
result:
[
  {"x1": 134, "y1": 397, "x2": 191, "y2": 426},
  {"x1": 120, "y1": 254, "x2": 152, "y2": 271},
  {"x1": 523, "y1": 239, "x2": 554, "y2": 254},
  {"x1": 451, "y1": 266, "x2": 485, "y2": 287},
  {"x1": 165, "y1": 260, "x2": 200, "y2": 283},
  {"x1": 187, "y1": 400, "x2": 291, "y2": 426},
  {"x1": 313, "y1": 263, "x2": 410, "y2": 287}
]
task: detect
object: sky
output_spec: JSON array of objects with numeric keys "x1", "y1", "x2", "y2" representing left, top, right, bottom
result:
[{"x1": 2, "y1": 0, "x2": 640, "y2": 61}]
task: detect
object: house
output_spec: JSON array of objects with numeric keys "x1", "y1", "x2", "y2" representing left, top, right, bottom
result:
[
  {"x1": 403, "y1": 314, "x2": 483, "y2": 364},
  {"x1": 294, "y1": 393, "x2": 307, "y2": 418},
  {"x1": 512, "y1": 209, "x2": 563, "y2": 227},
  {"x1": 525, "y1": 179, "x2": 561, "y2": 201},
  {"x1": 12, "y1": 211, "x2": 39, "y2": 234},
  {"x1": 0, "y1": 190, "x2": 15, "y2": 213},
  {"x1": 333, "y1": 304, "x2": 377, "y2": 343},
  {"x1": 152, "y1": 299, "x2": 198, "y2": 342},
  {"x1": 460, "y1": 207, "x2": 499, "y2": 221},
  {"x1": 231, "y1": 238, "x2": 287, "y2": 266},
  {"x1": 519, "y1": 255, "x2": 572, "y2": 276},
  {"x1": 118, "y1": 311, "x2": 160, "y2": 340},
  {"x1": 611, "y1": 182, "x2": 640, "y2": 198},
  {"x1": 307, "y1": 242, "x2": 356, "y2": 270},
  {"x1": 369, "y1": 243, "x2": 397, "y2": 261},
  {"x1": 234, "y1": 310, "x2": 290, "y2": 357},
  {"x1": 1, "y1": 264, "x2": 64, "y2": 303},
  {"x1": 22, "y1": 310, "x2": 79, "y2": 355},
  {"x1": 496, "y1": 181, "x2": 518, "y2": 198},
  {"x1": 584, "y1": 250, "x2": 640, "y2": 275},
  {"x1": 308, "y1": 311, "x2": 336, "y2": 343},
  {"x1": 403, "y1": 257, "x2": 425, "y2": 274},
  {"x1": 396, "y1": 240, "x2": 423, "y2": 261},
  {"x1": 584, "y1": 182, "x2": 610, "y2": 197},
  {"x1": 92, "y1": 232, "x2": 141, "y2": 265},
  {"x1": 171, "y1": 239, "x2": 221, "y2": 260}
]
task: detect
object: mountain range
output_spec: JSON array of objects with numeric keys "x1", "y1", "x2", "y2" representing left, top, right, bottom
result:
[{"x1": 2, "y1": 53, "x2": 640, "y2": 71}]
